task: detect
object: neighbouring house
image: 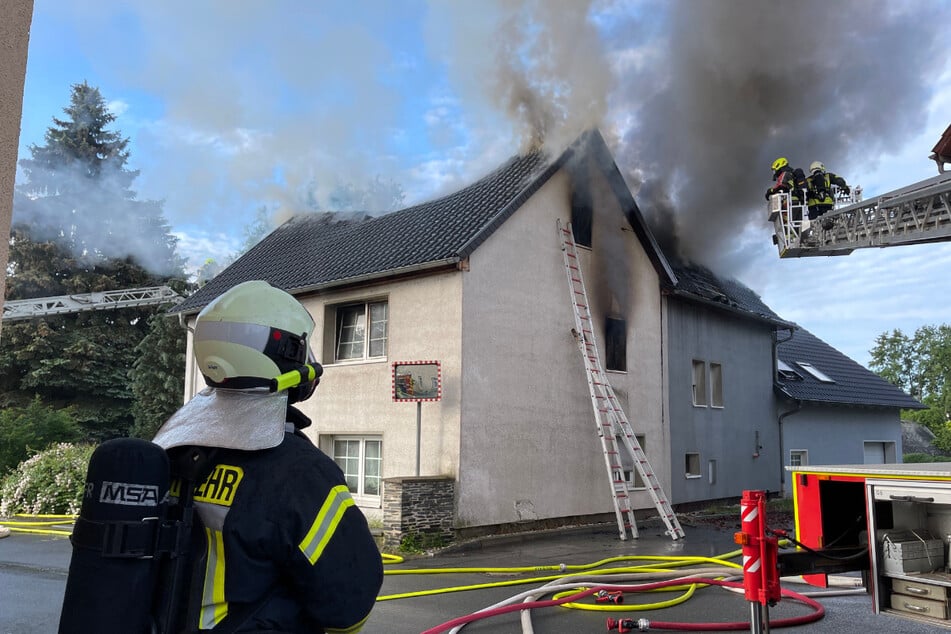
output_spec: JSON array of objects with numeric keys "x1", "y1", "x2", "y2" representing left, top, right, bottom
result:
[
  {"x1": 172, "y1": 129, "x2": 920, "y2": 541},
  {"x1": 901, "y1": 420, "x2": 950, "y2": 458},
  {"x1": 661, "y1": 263, "x2": 793, "y2": 506},
  {"x1": 774, "y1": 327, "x2": 924, "y2": 495}
]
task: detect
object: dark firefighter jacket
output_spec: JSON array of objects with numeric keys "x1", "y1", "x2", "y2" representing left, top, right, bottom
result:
[
  {"x1": 805, "y1": 171, "x2": 848, "y2": 210},
  {"x1": 167, "y1": 408, "x2": 383, "y2": 633},
  {"x1": 765, "y1": 165, "x2": 805, "y2": 202}
]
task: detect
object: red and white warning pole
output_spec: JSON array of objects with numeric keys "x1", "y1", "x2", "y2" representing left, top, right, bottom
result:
[{"x1": 734, "y1": 490, "x2": 781, "y2": 634}]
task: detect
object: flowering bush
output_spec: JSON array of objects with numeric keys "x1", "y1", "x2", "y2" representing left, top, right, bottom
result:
[{"x1": 0, "y1": 443, "x2": 96, "y2": 516}]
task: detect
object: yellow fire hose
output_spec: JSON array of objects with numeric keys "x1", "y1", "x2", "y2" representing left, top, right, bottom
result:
[{"x1": 377, "y1": 552, "x2": 743, "y2": 601}]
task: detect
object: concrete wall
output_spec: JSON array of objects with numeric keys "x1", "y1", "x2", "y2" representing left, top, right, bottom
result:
[
  {"x1": 781, "y1": 403, "x2": 902, "y2": 470},
  {"x1": 456, "y1": 161, "x2": 666, "y2": 528},
  {"x1": 0, "y1": 1, "x2": 34, "y2": 338},
  {"x1": 665, "y1": 298, "x2": 780, "y2": 504}
]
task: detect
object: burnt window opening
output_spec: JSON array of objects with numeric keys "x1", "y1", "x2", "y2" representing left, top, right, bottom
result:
[
  {"x1": 605, "y1": 317, "x2": 627, "y2": 371},
  {"x1": 571, "y1": 187, "x2": 593, "y2": 248}
]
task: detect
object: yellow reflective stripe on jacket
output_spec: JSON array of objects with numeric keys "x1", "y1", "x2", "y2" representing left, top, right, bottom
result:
[
  {"x1": 199, "y1": 527, "x2": 228, "y2": 630},
  {"x1": 325, "y1": 614, "x2": 369, "y2": 633},
  {"x1": 298, "y1": 485, "x2": 355, "y2": 565}
]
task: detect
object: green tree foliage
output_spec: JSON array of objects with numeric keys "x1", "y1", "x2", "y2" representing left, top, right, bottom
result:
[
  {"x1": 870, "y1": 325, "x2": 951, "y2": 451},
  {"x1": 129, "y1": 312, "x2": 186, "y2": 440},
  {"x1": 0, "y1": 397, "x2": 80, "y2": 475},
  {"x1": 2, "y1": 81, "x2": 188, "y2": 440}
]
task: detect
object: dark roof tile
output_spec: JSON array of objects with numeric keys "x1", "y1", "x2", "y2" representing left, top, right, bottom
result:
[
  {"x1": 776, "y1": 327, "x2": 923, "y2": 409},
  {"x1": 174, "y1": 151, "x2": 554, "y2": 314},
  {"x1": 667, "y1": 262, "x2": 789, "y2": 325}
]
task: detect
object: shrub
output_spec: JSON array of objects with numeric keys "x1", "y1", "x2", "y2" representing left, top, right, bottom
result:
[
  {"x1": 0, "y1": 396, "x2": 80, "y2": 474},
  {"x1": 904, "y1": 453, "x2": 951, "y2": 463},
  {"x1": 0, "y1": 443, "x2": 95, "y2": 516}
]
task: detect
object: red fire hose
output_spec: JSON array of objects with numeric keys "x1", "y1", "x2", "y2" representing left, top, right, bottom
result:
[{"x1": 420, "y1": 577, "x2": 824, "y2": 634}]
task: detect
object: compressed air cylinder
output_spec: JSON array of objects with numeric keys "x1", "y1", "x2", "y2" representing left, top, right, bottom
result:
[{"x1": 58, "y1": 438, "x2": 170, "y2": 634}]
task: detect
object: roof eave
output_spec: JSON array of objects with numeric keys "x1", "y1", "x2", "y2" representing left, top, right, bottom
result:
[
  {"x1": 667, "y1": 288, "x2": 794, "y2": 328},
  {"x1": 170, "y1": 257, "x2": 461, "y2": 316}
]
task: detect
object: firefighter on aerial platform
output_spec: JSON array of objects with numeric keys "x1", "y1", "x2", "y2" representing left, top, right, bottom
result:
[
  {"x1": 805, "y1": 161, "x2": 850, "y2": 220},
  {"x1": 765, "y1": 157, "x2": 806, "y2": 221},
  {"x1": 151, "y1": 280, "x2": 383, "y2": 633}
]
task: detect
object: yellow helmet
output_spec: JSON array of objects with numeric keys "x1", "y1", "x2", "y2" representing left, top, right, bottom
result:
[{"x1": 771, "y1": 157, "x2": 788, "y2": 172}]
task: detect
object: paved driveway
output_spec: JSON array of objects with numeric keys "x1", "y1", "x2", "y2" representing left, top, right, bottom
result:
[{"x1": 0, "y1": 521, "x2": 943, "y2": 633}]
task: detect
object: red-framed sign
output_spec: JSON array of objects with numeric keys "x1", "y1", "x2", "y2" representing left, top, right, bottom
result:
[{"x1": 392, "y1": 360, "x2": 441, "y2": 402}]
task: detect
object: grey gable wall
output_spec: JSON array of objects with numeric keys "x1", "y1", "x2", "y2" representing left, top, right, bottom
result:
[{"x1": 665, "y1": 298, "x2": 781, "y2": 503}]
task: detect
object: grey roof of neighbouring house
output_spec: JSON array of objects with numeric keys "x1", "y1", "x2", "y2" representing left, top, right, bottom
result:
[
  {"x1": 901, "y1": 421, "x2": 950, "y2": 456},
  {"x1": 775, "y1": 327, "x2": 923, "y2": 409},
  {"x1": 172, "y1": 130, "x2": 675, "y2": 315}
]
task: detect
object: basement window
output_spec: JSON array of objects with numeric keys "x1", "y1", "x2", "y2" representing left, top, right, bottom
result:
[
  {"x1": 685, "y1": 452, "x2": 701, "y2": 479},
  {"x1": 621, "y1": 434, "x2": 647, "y2": 489},
  {"x1": 796, "y1": 361, "x2": 835, "y2": 383},
  {"x1": 335, "y1": 300, "x2": 388, "y2": 362},
  {"x1": 605, "y1": 317, "x2": 627, "y2": 371},
  {"x1": 789, "y1": 450, "x2": 808, "y2": 467}
]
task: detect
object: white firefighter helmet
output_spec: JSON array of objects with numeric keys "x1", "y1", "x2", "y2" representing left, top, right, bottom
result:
[
  {"x1": 153, "y1": 281, "x2": 319, "y2": 452},
  {"x1": 809, "y1": 161, "x2": 826, "y2": 174},
  {"x1": 193, "y1": 280, "x2": 317, "y2": 396}
]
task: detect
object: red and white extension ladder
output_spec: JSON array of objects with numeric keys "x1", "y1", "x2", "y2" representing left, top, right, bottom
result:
[{"x1": 557, "y1": 220, "x2": 685, "y2": 541}]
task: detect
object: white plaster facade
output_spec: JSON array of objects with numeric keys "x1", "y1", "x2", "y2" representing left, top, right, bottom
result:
[
  {"x1": 182, "y1": 152, "x2": 671, "y2": 530},
  {"x1": 0, "y1": 0, "x2": 34, "y2": 337}
]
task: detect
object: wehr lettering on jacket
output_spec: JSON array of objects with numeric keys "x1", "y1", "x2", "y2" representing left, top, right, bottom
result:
[
  {"x1": 99, "y1": 481, "x2": 161, "y2": 506},
  {"x1": 194, "y1": 465, "x2": 244, "y2": 507}
]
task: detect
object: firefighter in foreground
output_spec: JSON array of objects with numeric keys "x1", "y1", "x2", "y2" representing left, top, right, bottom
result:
[{"x1": 139, "y1": 280, "x2": 380, "y2": 634}]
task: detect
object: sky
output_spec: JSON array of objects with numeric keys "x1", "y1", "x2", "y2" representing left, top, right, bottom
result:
[{"x1": 13, "y1": 0, "x2": 951, "y2": 369}]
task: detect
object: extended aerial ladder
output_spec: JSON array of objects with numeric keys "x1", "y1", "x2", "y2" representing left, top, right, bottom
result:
[
  {"x1": 769, "y1": 170, "x2": 951, "y2": 258},
  {"x1": 557, "y1": 220, "x2": 685, "y2": 541},
  {"x1": 2, "y1": 286, "x2": 182, "y2": 321}
]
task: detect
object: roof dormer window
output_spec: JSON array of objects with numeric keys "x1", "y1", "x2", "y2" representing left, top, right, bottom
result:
[
  {"x1": 777, "y1": 359, "x2": 802, "y2": 381},
  {"x1": 796, "y1": 361, "x2": 835, "y2": 383}
]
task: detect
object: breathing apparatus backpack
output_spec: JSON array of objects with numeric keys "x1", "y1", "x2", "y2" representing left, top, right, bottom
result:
[{"x1": 58, "y1": 438, "x2": 212, "y2": 634}]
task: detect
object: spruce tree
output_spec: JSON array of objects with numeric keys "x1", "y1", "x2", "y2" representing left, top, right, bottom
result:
[{"x1": 2, "y1": 82, "x2": 187, "y2": 440}]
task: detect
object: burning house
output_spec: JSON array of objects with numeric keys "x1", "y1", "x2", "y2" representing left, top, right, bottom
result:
[{"x1": 173, "y1": 129, "x2": 916, "y2": 542}]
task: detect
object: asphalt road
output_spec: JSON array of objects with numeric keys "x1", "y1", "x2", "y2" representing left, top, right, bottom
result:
[{"x1": 0, "y1": 520, "x2": 946, "y2": 633}]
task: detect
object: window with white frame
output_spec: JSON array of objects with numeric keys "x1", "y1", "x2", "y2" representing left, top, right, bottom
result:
[
  {"x1": 335, "y1": 300, "x2": 388, "y2": 362},
  {"x1": 685, "y1": 452, "x2": 701, "y2": 478},
  {"x1": 691, "y1": 360, "x2": 707, "y2": 406},
  {"x1": 710, "y1": 362, "x2": 723, "y2": 407},
  {"x1": 789, "y1": 450, "x2": 808, "y2": 467},
  {"x1": 332, "y1": 436, "x2": 382, "y2": 501},
  {"x1": 621, "y1": 434, "x2": 647, "y2": 489},
  {"x1": 796, "y1": 361, "x2": 835, "y2": 383}
]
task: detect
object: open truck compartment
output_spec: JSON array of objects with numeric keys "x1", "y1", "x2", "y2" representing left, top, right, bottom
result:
[{"x1": 791, "y1": 463, "x2": 951, "y2": 628}]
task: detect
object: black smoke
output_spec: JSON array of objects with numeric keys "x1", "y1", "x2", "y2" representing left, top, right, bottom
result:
[{"x1": 609, "y1": 0, "x2": 949, "y2": 274}]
